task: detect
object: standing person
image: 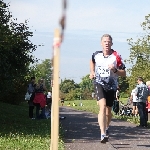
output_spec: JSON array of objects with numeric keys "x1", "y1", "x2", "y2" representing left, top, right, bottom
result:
[
  {"x1": 135, "y1": 77, "x2": 149, "y2": 127},
  {"x1": 130, "y1": 88, "x2": 138, "y2": 116},
  {"x1": 90, "y1": 34, "x2": 126, "y2": 143},
  {"x1": 113, "y1": 88, "x2": 120, "y2": 115},
  {"x1": 61, "y1": 98, "x2": 65, "y2": 106},
  {"x1": 116, "y1": 88, "x2": 120, "y2": 101},
  {"x1": 27, "y1": 77, "x2": 36, "y2": 119},
  {"x1": 146, "y1": 81, "x2": 150, "y2": 121},
  {"x1": 33, "y1": 79, "x2": 47, "y2": 119},
  {"x1": 47, "y1": 91, "x2": 52, "y2": 110}
]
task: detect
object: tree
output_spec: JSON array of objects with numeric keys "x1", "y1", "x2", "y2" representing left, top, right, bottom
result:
[
  {"x1": 118, "y1": 76, "x2": 129, "y2": 92},
  {"x1": 118, "y1": 76, "x2": 129, "y2": 98},
  {"x1": 0, "y1": 1, "x2": 37, "y2": 104},
  {"x1": 125, "y1": 14, "x2": 150, "y2": 91},
  {"x1": 65, "y1": 89, "x2": 77, "y2": 101},
  {"x1": 35, "y1": 59, "x2": 53, "y2": 90},
  {"x1": 60, "y1": 79, "x2": 76, "y2": 94},
  {"x1": 79, "y1": 74, "x2": 94, "y2": 99}
]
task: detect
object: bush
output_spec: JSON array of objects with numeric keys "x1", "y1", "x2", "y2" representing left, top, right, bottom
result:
[{"x1": 120, "y1": 92, "x2": 129, "y2": 99}]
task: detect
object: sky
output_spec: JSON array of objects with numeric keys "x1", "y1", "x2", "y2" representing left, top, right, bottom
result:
[{"x1": 6, "y1": 0, "x2": 150, "y2": 83}]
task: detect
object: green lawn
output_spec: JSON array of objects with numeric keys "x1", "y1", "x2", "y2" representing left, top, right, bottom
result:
[
  {"x1": 0, "y1": 101, "x2": 64, "y2": 150},
  {"x1": 66, "y1": 99, "x2": 99, "y2": 113},
  {"x1": 64, "y1": 98, "x2": 129, "y2": 114},
  {"x1": 63, "y1": 99, "x2": 150, "y2": 127}
]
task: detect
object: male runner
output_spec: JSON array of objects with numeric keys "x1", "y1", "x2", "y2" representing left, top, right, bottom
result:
[{"x1": 90, "y1": 34, "x2": 126, "y2": 143}]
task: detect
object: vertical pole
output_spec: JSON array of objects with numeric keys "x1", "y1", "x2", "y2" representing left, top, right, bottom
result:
[
  {"x1": 50, "y1": 29, "x2": 60, "y2": 150},
  {"x1": 50, "y1": 86, "x2": 54, "y2": 150}
]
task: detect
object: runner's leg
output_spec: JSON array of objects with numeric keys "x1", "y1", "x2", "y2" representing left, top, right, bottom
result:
[
  {"x1": 106, "y1": 106, "x2": 112, "y2": 129},
  {"x1": 132, "y1": 105, "x2": 136, "y2": 115},
  {"x1": 98, "y1": 99, "x2": 106, "y2": 135},
  {"x1": 135, "y1": 104, "x2": 138, "y2": 116},
  {"x1": 105, "y1": 90, "x2": 115, "y2": 138}
]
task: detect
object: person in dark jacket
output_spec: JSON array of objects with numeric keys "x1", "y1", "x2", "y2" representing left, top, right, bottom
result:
[
  {"x1": 27, "y1": 77, "x2": 36, "y2": 119},
  {"x1": 135, "y1": 77, "x2": 149, "y2": 127}
]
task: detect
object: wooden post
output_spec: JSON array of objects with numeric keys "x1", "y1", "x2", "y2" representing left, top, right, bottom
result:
[
  {"x1": 50, "y1": 29, "x2": 60, "y2": 150},
  {"x1": 50, "y1": 86, "x2": 54, "y2": 150}
]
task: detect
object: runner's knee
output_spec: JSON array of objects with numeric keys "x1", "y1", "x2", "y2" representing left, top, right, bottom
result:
[{"x1": 106, "y1": 112, "x2": 112, "y2": 117}]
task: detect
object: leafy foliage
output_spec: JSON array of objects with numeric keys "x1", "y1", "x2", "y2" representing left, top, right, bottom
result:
[
  {"x1": 125, "y1": 14, "x2": 150, "y2": 91},
  {"x1": 60, "y1": 79, "x2": 76, "y2": 93},
  {"x1": 64, "y1": 89, "x2": 77, "y2": 101},
  {"x1": 118, "y1": 76, "x2": 129, "y2": 97},
  {"x1": 59, "y1": 75, "x2": 95, "y2": 100},
  {"x1": 35, "y1": 59, "x2": 53, "y2": 90},
  {"x1": 80, "y1": 74, "x2": 94, "y2": 92},
  {"x1": 0, "y1": 1, "x2": 37, "y2": 104}
]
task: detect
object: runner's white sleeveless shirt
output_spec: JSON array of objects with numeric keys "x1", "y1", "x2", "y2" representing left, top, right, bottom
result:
[{"x1": 92, "y1": 50, "x2": 125, "y2": 91}]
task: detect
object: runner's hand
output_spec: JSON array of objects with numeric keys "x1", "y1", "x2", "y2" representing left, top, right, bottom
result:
[
  {"x1": 89, "y1": 71, "x2": 95, "y2": 79},
  {"x1": 108, "y1": 64, "x2": 116, "y2": 72}
]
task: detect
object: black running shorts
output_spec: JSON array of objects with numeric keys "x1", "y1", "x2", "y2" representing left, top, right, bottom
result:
[
  {"x1": 133, "y1": 102, "x2": 137, "y2": 106},
  {"x1": 95, "y1": 83, "x2": 115, "y2": 107}
]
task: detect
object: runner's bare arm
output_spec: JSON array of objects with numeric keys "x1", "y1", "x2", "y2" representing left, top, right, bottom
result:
[
  {"x1": 115, "y1": 69, "x2": 126, "y2": 77},
  {"x1": 90, "y1": 60, "x2": 95, "y2": 79}
]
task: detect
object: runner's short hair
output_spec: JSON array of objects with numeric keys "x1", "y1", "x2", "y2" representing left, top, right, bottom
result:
[
  {"x1": 101, "y1": 34, "x2": 113, "y2": 41},
  {"x1": 137, "y1": 77, "x2": 143, "y2": 82}
]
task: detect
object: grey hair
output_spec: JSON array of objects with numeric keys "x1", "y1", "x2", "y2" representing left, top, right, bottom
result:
[{"x1": 101, "y1": 34, "x2": 113, "y2": 41}]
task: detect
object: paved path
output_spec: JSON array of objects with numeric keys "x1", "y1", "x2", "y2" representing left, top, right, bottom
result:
[{"x1": 60, "y1": 106, "x2": 150, "y2": 150}]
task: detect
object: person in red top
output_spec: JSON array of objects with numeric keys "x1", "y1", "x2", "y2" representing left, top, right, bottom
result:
[{"x1": 33, "y1": 79, "x2": 47, "y2": 119}]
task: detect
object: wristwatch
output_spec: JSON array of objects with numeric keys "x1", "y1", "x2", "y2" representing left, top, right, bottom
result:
[{"x1": 113, "y1": 68, "x2": 118, "y2": 73}]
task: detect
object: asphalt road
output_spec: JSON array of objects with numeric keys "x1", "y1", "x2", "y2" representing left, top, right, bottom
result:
[{"x1": 60, "y1": 106, "x2": 150, "y2": 150}]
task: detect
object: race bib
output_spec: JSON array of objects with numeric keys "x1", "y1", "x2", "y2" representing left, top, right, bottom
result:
[{"x1": 97, "y1": 66, "x2": 110, "y2": 77}]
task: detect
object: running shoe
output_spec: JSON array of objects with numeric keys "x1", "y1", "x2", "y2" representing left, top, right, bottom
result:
[
  {"x1": 106, "y1": 129, "x2": 109, "y2": 137},
  {"x1": 105, "y1": 130, "x2": 109, "y2": 142},
  {"x1": 101, "y1": 135, "x2": 107, "y2": 143}
]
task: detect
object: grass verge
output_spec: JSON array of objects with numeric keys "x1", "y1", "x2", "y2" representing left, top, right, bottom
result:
[
  {"x1": 0, "y1": 101, "x2": 64, "y2": 150},
  {"x1": 64, "y1": 99, "x2": 150, "y2": 127}
]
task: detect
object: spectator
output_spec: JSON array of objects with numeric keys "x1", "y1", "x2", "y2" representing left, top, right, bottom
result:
[
  {"x1": 61, "y1": 98, "x2": 64, "y2": 106},
  {"x1": 33, "y1": 79, "x2": 47, "y2": 119},
  {"x1": 27, "y1": 77, "x2": 36, "y2": 119},
  {"x1": 113, "y1": 88, "x2": 120, "y2": 115},
  {"x1": 146, "y1": 81, "x2": 150, "y2": 120},
  {"x1": 135, "y1": 77, "x2": 149, "y2": 127},
  {"x1": 130, "y1": 88, "x2": 138, "y2": 116},
  {"x1": 116, "y1": 88, "x2": 120, "y2": 101},
  {"x1": 47, "y1": 91, "x2": 52, "y2": 110}
]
